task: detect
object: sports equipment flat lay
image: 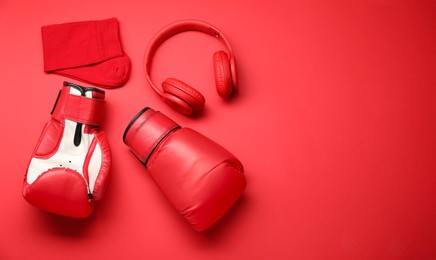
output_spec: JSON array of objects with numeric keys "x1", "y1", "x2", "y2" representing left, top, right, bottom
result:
[
  {"x1": 123, "y1": 107, "x2": 246, "y2": 231},
  {"x1": 23, "y1": 82, "x2": 111, "y2": 218},
  {"x1": 144, "y1": 20, "x2": 238, "y2": 115},
  {"x1": 3, "y1": 1, "x2": 436, "y2": 259}
]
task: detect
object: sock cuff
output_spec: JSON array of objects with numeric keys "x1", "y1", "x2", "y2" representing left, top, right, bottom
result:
[{"x1": 42, "y1": 18, "x2": 124, "y2": 72}]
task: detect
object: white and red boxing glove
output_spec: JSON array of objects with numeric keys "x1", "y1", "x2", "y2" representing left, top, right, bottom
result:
[
  {"x1": 23, "y1": 82, "x2": 111, "y2": 218},
  {"x1": 123, "y1": 107, "x2": 246, "y2": 231}
]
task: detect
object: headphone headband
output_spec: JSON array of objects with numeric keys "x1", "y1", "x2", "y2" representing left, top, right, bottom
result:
[{"x1": 144, "y1": 20, "x2": 237, "y2": 96}]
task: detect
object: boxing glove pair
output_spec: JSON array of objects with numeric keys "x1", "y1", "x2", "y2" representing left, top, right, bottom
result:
[{"x1": 24, "y1": 82, "x2": 246, "y2": 231}]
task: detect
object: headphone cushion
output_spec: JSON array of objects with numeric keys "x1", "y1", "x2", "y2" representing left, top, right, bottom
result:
[
  {"x1": 162, "y1": 78, "x2": 205, "y2": 112},
  {"x1": 213, "y1": 51, "x2": 233, "y2": 98}
]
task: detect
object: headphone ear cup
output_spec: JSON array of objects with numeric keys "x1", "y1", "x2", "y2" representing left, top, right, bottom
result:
[
  {"x1": 162, "y1": 78, "x2": 205, "y2": 115},
  {"x1": 213, "y1": 51, "x2": 233, "y2": 98}
]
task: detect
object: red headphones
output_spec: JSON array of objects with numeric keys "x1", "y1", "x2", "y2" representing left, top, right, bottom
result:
[{"x1": 144, "y1": 20, "x2": 238, "y2": 115}]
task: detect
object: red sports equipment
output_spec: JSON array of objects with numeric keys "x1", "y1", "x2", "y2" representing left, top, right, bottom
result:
[
  {"x1": 123, "y1": 107, "x2": 246, "y2": 231},
  {"x1": 23, "y1": 82, "x2": 111, "y2": 218}
]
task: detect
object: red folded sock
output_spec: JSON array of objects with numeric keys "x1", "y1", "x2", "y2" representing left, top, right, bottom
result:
[{"x1": 41, "y1": 18, "x2": 131, "y2": 89}]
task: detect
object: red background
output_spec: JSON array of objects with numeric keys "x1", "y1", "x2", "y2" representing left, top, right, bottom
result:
[{"x1": 1, "y1": 0, "x2": 436, "y2": 259}]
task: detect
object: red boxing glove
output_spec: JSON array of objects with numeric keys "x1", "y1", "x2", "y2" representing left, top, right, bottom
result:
[
  {"x1": 123, "y1": 107, "x2": 246, "y2": 231},
  {"x1": 23, "y1": 82, "x2": 111, "y2": 218}
]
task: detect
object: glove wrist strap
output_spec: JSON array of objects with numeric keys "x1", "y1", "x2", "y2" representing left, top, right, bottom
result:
[
  {"x1": 51, "y1": 82, "x2": 106, "y2": 126},
  {"x1": 64, "y1": 94, "x2": 105, "y2": 126},
  {"x1": 123, "y1": 108, "x2": 180, "y2": 164}
]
